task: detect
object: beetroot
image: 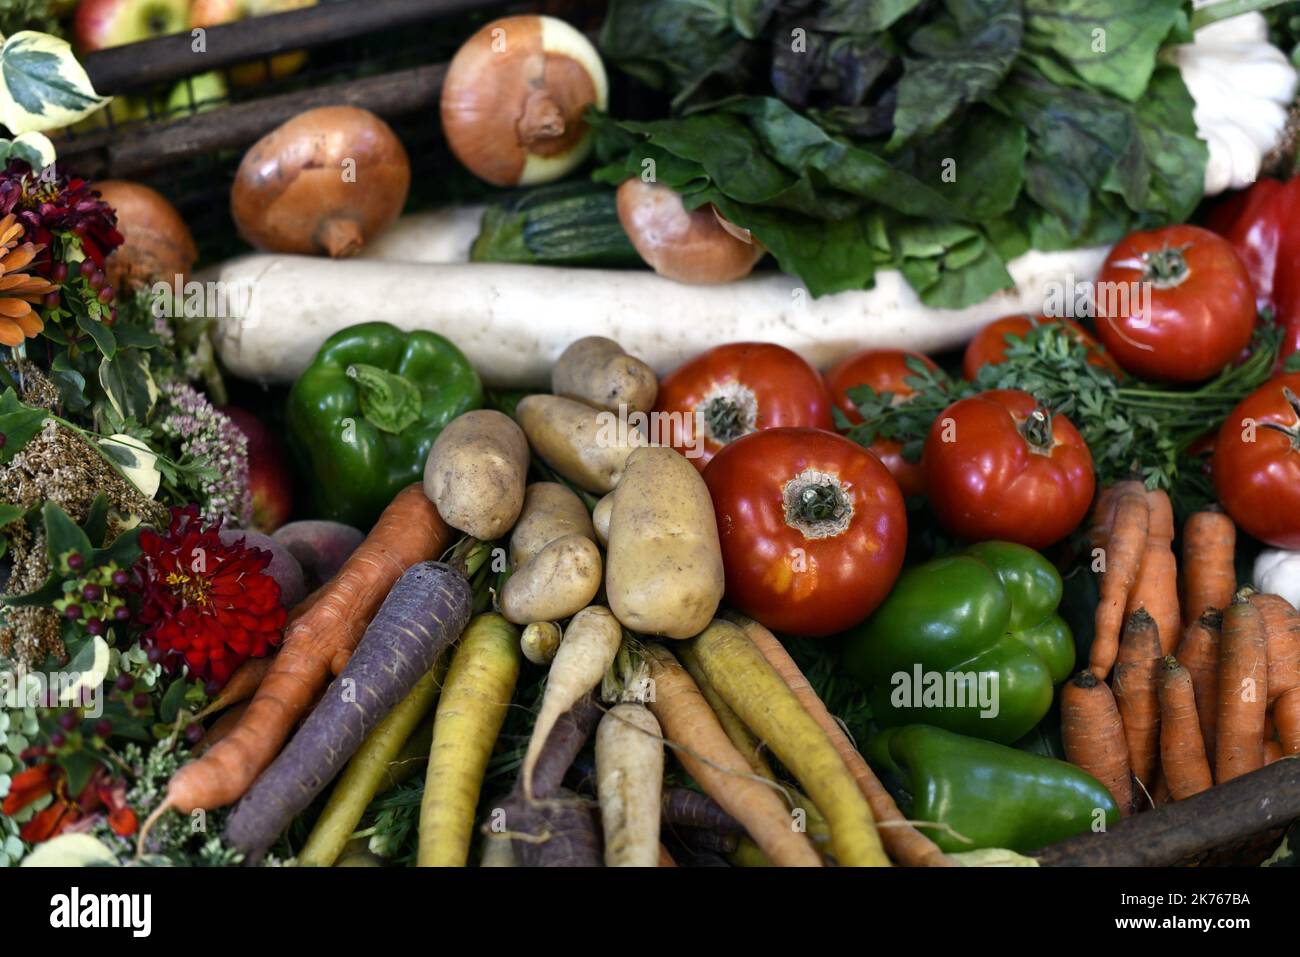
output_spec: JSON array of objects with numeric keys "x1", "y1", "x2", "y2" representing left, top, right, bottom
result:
[{"x1": 219, "y1": 528, "x2": 308, "y2": 610}]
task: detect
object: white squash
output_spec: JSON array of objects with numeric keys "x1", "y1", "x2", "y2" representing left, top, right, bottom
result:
[
  {"x1": 210, "y1": 246, "x2": 1109, "y2": 387},
  {"x1": 1170, "y1": 4, "x2": 1298, "y2": 195}
]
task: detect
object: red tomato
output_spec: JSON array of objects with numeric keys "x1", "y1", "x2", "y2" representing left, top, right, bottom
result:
[
  {"x1": 704, "y1": 427, "x2": 907, "y2": 636},
  {"x1": 962, "y1": 314, "x2": 1122, "y2": 380},
  {"x1": 1094, "y1": 225, "x2": 1255, "y2": 383},
  {"x1": 922, "y1": 389, "x2": 1095, "y2": 548},
  {"x1": 1213, "y1": 372, "x2": 1300, "y2": 548},
  {"x1": 654, "y1": 343, "x2": 833, "y2": 471},
  {"x1": 824, "y1": 348, "x2": 940, "y2": 497}
]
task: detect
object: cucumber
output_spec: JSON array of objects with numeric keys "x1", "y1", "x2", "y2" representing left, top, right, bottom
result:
[{"x1": 470, "y1": 182, "x2": 642, "y2": 268}]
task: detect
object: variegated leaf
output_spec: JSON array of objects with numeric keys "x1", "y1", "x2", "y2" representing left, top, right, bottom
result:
[
  {"x1": 0, "y1": 31, "x2": 110, "y2": 135},
  {"x1": 0, "y1": 130, "x2": 56, "y2": 167}
]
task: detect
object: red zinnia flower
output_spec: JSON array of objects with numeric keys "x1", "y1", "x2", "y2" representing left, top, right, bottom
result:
[{"x1": 133, "y1": 505, "x2": 285, "y2": 688}]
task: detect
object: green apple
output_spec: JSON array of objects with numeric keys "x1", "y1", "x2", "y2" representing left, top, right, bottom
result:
[{"x1": 73, "y1": 0, "x2": 189, "y2": 52}]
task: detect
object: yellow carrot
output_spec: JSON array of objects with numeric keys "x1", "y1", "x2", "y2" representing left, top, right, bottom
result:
[
  {"x1": 689, "y1": 620, "x2": 889, "y2": 867},
  {"x1": 418, "y1": 614, "x2": 521, "y2": 867},
  {"x1": 298, "y1": 658, "x2": 448, "y2": 867}
]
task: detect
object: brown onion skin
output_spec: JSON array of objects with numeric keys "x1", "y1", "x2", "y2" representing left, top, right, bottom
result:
[
  {"x1": 231, "y1": 106, "x2": 410, "y2": 258},
  {"x1": 616, "y1": 179, "x2": 764, "y2": 284},
  {"x1": 441, "y1": 15, "x2": 597, "y2": 186},
  {"x1": 93, "y1": 180, "x2": 198, "y2": 290}
]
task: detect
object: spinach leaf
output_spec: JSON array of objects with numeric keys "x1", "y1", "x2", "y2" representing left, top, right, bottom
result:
[
  {"x1": 889, "y1": 0, "x2": 1024, "y2": 149},
  {"x1": 1021, "y1": 0, "x2": 1185, "y2": 102}
]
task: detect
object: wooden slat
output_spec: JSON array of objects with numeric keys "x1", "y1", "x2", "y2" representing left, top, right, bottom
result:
[
  {"x1": 81, "y1": 0, "x2": 507, "y2": 92},
  {"x1": 53, "y1": 64, "x2": 446, "y2": 179}
]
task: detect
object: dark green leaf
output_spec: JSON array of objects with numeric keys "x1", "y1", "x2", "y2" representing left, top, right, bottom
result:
[
  {"x1": 106, "y1": 323, "x2": 161, "y2": 350},
  {"x1": 80, "y1": 493, "x2": 109, "y2": 547},
  {"x1": 58, "y1": 750, "x2": 101, "y2": 799},
  {"x1": 1021, "y1": 0, "x2": 1185, "y2": 102},
  {"x1": 889, "y1": 0, "x2": 1023, "y2": 149},
  {"x1": 75, "y1": 312, "x2": 116, "y2": 359},
  {"x1": 0, "y1": 388, "x2": 48, "y2": 464},
  {"x1": 43, "y1": 499, "x2": 93, "y2": 567},
  {"x1": 159, "y1": 678, "x2": 189, "y2": 724},
  {"x1": 94, "y1": 526, "x2": 142, "y2": 569}
]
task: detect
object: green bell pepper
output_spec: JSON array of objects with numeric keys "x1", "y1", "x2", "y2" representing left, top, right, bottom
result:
[
  {"x1": 287, "y1": 322, "x2": 483, "y2": 527},
  {"x1": 843, "y1": 541, "x2": 1074, "y2": 743},
  {"x1": 866, "y1": 724, "x2": 1118, "y2": 853}
]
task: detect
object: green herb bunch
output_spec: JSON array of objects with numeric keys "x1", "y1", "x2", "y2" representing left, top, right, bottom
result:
[{"x1": 842, "y1": 323, "x2": 1292, "y2": 512}]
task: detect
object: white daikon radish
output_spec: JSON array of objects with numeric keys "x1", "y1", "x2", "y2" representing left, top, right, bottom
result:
[
  {"x1": 211, "y1": 247, "x2": 1108, "y2": 387},
  {"x1": 355, "y1": 205, "x2": 486, "y2": 264}
]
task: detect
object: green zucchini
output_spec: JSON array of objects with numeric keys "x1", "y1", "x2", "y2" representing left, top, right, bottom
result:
[{"x1": 470, "y1": 182, "x2": 642, "y2": 268}]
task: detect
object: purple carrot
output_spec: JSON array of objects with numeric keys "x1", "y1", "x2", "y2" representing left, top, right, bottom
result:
[
  {"x1": 501, "y1": 789, "x2": 602, "y2": 867},
  {"x1": 661, "y1": 787, "x2": 743, "y2": 833},
  {"x1": 514, "y1": 692, "x2": 602, "y2": 800},
  {"x1": 225, "y1": 561, "x2": 472, "y2": 861}
]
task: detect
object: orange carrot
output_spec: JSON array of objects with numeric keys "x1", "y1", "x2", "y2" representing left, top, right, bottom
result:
[
  {"x1": 1246, "y1": 590, "x2": 1300, "y2": 705},
  {"x1": 159, "y1": 484, "x2": 451, "y2": 815},
  {"x1": 195, "y1": 700, "x2": 250, "y2": 756},
  {"x1": 1090, "y1": 481, "x2": 1149, "y2": 677},
  {"x1": 1265, "y1": 740, "x2": 1284, "y2": 765},
  {"x1": 1061, "y1": 670, "x2": 1133, "y2": 815},
  {"x1": 1175, "y1": 609, "x2": 1221, "y2": 768},
  {"x1": 643, "y1": 643, "x2": 822, "y2": 867},
  {"x1": 1112, "y1": 610, "x2": 1163, "y2": 794},
  {"x1": 729, "y1": 613, "x2": 952, "y2": 867},
  {"x1": 1125, "y1": 490, "x2": 1180, "y2": 654},
  {"x1": 1149, "y1": 772, "x2": 1171, "y2": 808},
  {"x1": 1215, "y1": 594, "x2": 1269, "y2": 783},
  {"x1": 1245, "y1": 589, "x2": 1300, "y2": 755},
  {"x1": 194, "y1": 588, "x2": 323, "y2": 720},
  {"x1": 1157, "y1": 657, "x2": 1213, "y2": 800},
  {"x1": 1180, "y1": 510, "x2": 1236, "y2": 625},
  {"x1": 1277, "y1": 691, "x2": 1300, "y2": 757}
]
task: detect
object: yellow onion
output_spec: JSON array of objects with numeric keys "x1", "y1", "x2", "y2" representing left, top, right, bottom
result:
[
  {"x1": 441, "y1": 15, "x2": 608, "y2": 187},
  {"x1": 231, "y1": 106, "x2": 410, "y2": 258}
]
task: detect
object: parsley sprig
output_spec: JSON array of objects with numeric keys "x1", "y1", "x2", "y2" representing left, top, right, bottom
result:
[{"x1": 842, "y1": 323, "x2": 1293, "y2": 506}]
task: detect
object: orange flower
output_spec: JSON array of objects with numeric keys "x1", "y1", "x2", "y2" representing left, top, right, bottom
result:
[{"x1": 0, "y1": 213, "x2": 55, "y2": 348}]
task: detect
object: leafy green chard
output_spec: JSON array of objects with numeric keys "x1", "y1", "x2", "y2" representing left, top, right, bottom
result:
[
  {"x1": 842, "y1": 324, "x2": 1295, "y2": 515},
  {"x1": 594, "y1": 0, "x2": 1207, "y2": 305}
]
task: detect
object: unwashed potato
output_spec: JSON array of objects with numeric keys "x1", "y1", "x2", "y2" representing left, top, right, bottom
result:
[
  {"x1": 592, "y1": 492, "x2": 613, "y2": 548},
  {"x1": 500, "y1": 534, "x2": 603, "y2": 625},
  {"x1": 605, "y1": 447, "x2": 724, "y2": 638},
  {"x1": 510, "y1": 482, "x2": 596, "y2": 568},
  {"x1": 552, "y1": 336, "x2": 658, "y2": 414},
  {"x1": 423, "y1": 410, "x2": 529, "y2": 539},
  {"x1": 516, "y1": 394, "x2": 644, "y2": 494}
]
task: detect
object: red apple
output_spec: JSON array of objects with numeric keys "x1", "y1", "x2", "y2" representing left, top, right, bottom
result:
[
  {"x1": 222, "y1": 406, "x2": 292, "y2": 533},
  {"x1": 189, "y1": 0, "x2": 318, "y2": 86},
  {"x1": 74, "y1": 0, "x2": 190, "y2": 52}
]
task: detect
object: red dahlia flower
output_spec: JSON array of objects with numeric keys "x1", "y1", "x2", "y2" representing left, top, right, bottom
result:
[
  {"x1": 0, "y1": 160, "x2": 123, "y2": 276},
  {"x1": 133, "y1": 505, "x2": 285, "y2": 688}
]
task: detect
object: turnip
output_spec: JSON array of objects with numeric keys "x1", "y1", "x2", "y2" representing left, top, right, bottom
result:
[
  {"x1": 271, "y1": 520, "x2": 366, "y2": 589},
  {"x1": 218, "y1": 528, "x2": 308, "y2": 610}
]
